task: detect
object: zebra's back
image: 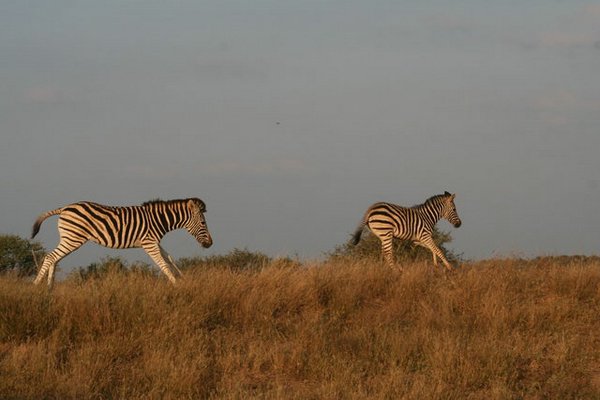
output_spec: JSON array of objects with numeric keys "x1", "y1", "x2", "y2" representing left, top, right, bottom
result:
[
  {"x1": 365, "y1": 202, "x2": 422, "y2": 240},
  {"x1": 59, "y1": 202, "x2": 148, "y2": 249}
]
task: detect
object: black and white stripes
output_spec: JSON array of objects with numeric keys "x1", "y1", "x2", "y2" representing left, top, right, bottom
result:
[
  {"x1": 352, "y1": 191, "x2": 461, "y2": 269},
  {"x1": 31, "y1": 191, "x2": 462, "y2": 286},
  {"x1": 31, "y1": 198, "x2": 212, "y2": 286}
]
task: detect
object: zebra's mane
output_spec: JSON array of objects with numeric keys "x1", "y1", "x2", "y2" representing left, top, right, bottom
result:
[
  {"x1": 141, "y1": 198, "x2": 206, "y2": 211},
  {"x1": 141, "y1": 198, "x2": 191, "y2": 207},
  {"x1": 412, "y1": 193, "x2": 450, "y2": 208}
]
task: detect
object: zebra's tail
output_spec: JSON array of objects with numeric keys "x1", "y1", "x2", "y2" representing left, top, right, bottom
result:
[
  {"x1": 351, "y1": 217, "x2": 367, "y2": 246},
  {"x1": 31, "y1": 208, "x2": 63, "y2": 239}
]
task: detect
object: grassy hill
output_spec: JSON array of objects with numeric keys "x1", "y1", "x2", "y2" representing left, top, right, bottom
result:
[{"x1": 1, "y1": 257, "x2": 599, "y2": 399}]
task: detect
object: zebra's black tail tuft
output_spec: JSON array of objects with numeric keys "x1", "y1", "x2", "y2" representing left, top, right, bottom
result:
[
  {"x1": 31, "y1": 208, "x2": 62, "y2": 239},
  {"x1": 31, "y1": 219, "x2": 42, "y2": 239},
  {"x1": 351, "y1": 224, "x2": 364, "y2": 246}
]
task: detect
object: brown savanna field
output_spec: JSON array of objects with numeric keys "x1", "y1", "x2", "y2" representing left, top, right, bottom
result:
[{"x1": 1, "y1": 257, "x2": 600, "y2": 399}]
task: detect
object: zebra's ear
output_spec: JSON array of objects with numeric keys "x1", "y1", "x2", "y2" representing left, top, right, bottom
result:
[
  {"x1": 187, "y1": 199, "x2": 199, "y2": 211},
  {"x1": 444, "y1": 191, "x2": 451, "y2": 196},
  {"x1": 188, "y1": 198, "x2": 206, "y2": 213}
]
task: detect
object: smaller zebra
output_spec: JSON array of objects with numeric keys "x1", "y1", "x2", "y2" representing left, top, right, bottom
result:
[
  {"x1": 31, "y1": 198, "x2": 213, "y2": 287},
  {"x1": 352, "y1": 191, "x2": 461, "y2": 270}
]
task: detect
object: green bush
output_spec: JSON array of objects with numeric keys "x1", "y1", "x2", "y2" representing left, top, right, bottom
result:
[
  {"x1": 66, "y1": 249, "x2": 300, "y2": 283},
  {"x1": 178, "y1": 248, "x2": 300, "y2": 272},
  {"x1": 328, "y1": 227, "x2": 462, "y2": 265},
  {"x1": 68, "y1": 256, "x2": 156, "y2": 283},
  {"x1": 0, "y1": 235, "x2": 45, "y2": 276}
]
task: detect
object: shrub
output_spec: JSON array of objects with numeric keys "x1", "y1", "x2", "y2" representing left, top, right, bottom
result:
[
  {"x1": 0, "y1": 234, "x2": 45, "y2": 276},
  {"x1": 327, "y1": 227, "x2": 462, "y2": 265},
  {"x1": 68, "y1": 256, "x2": 156, "y2": 283},
  {"x1": 178, "y1": 248, "x2": 300, "y2": 272}
]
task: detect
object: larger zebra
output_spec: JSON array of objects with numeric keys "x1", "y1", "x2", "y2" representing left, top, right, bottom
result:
[
  {"x1": 352, "y1": 191, "x2": 461, "y2": 270},
  {"x1": 31, "y1": 198, "x2": 213, "y2": 286}
]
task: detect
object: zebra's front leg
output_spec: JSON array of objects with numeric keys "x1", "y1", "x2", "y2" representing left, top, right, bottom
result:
[
  {"x1": 414, "y1": 240, "x2": 439, "y2": 266},
  {"x1": 420, "y1": 238, "x2": 452, "y2": 271},
  {"x1": 142, "y1": 242, "x2": 178, "y2": 284},
  {"x1": 159, "y1": 245, "x2": 183, "y2": 278}
]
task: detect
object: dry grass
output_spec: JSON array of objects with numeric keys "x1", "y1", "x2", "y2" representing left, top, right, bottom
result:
[{"x1": 1, "y1": 258, "x2": 600, "y2": 399}]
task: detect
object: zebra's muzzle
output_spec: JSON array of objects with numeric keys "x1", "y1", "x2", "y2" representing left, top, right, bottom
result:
[
  {"x1": 454, "y1": 221, "x2": 462, "y2": 228},
  {"x1": 200, "y1": 237, "x2": 213, "y2": 248}
]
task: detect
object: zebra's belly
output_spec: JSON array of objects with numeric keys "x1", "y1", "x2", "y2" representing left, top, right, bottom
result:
[
  {"x1": 395, "y1": 231, "x2": 415, "y2": 241},
  {"x1": 89, "y1": 237, "x2": 141, "y2": 250}
]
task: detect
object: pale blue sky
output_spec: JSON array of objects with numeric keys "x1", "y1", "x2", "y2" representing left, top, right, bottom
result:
[{"x1": 1, "y1": 1, "x2": 599, "y2": 270}]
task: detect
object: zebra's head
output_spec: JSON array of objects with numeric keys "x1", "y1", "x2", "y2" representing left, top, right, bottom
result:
[
  {"x1": 442, "y1": 191, "x2": 462, "y2": 228},
  {"x1": 185, "y1": 198, "x2": 213, "y2": 248}
]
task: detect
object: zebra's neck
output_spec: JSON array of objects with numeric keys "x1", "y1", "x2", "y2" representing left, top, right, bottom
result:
[
  {"x1": 143, "y1": 201, "x2": 190, "y2": 234},
  {"x1": 414, "y1": 199, "x2": 443, "y2": 227}
]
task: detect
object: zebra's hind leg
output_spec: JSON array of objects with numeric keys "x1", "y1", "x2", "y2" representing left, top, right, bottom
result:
[
  {"x1": 142, "y1": 242, "x2": 178, "y2": 284},
  {"x1": 379, "y1": 233, "x2": 402, "y2": 270},
  {"x1": 34, "y1": 240, "x2": 84, "y2": 287},
  {"x1": 33, "y1": 253, "x2": 57, "y2": 286}
]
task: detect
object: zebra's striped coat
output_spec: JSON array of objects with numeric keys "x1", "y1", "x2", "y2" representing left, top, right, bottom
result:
[
  {"x1": 352, "y1": 192, "x2": 461, "y2": 269},
  {"x1": 31, "y1": 198, "x2": 212, "y2": 286}
]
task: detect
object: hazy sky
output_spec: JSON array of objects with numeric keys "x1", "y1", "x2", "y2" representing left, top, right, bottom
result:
[{"x1": 1, "y1": 1, "x2": 599, "y2": 271}]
